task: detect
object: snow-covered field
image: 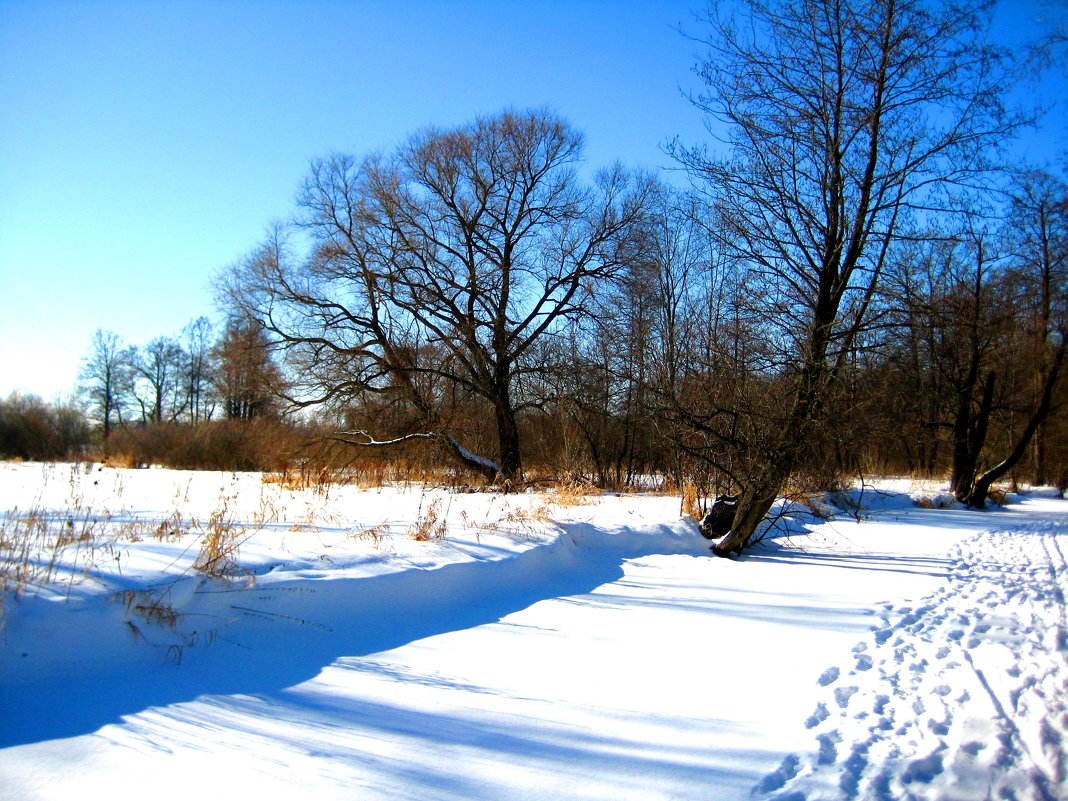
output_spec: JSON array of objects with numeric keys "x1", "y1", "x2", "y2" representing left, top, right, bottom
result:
[{"x1": 0, "y1": 462, "x2": 1065, "y2": 800}]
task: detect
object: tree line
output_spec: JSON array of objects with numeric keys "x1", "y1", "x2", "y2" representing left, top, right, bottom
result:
[
  {"x1": 7, "y1": 0, "x2": 1065, "y2": 556},
  {"x1": 77, "y1": 317, "x2": 283, "y2": 437},
  {"x1": 1, "y1": 317, "x2": 287, "y2": 466}
]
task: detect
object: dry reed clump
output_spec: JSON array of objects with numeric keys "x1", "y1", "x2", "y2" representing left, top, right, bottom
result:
[
  {"x1": 113, "y1": 587, "x2": 180, "y2": 630},
  {"x1": 463, "y1": 496, "x2": 557, "y2": 540},
  {"x1": 408, "y1": 494, "x2": 450, "y2": 541},
  {"x1": 912, "y1": 490, "x2": 956, "y2": 509},
  {"x1": 681, "y1": 481, "x2": 702, "y2": 519},
  {"x1": 1, "y1": 496, "x2": 120, "y2": 619},
  {"x1": 263, "y1": 464, "x2": 349, "y2": 496},
  {"x1": 193, "y1": 499, "x2": 245, "y2": 578},
  {"x1": 111, "y1": 587, "x2": 217, "y2": 665},
  {"x1": 350, "y1": 523, "x2": 392, "y2": 550},
  {"x1": 191, "y1": 481, "x2": 280, "y2": 578},
  {"x1": 152, "y1": 508, "x2": 192, "y2": 542},
  {"x1": 262, "y1": 457, "x2": 462, "y2": 494},
  {"x1": 553, "y1": 478, "x2": 600, "y2": 507},
  {"x1": 498, "y1": 502, "x2": 553, "y2": 534}
]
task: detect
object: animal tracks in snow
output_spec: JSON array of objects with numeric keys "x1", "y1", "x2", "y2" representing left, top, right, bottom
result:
[{"x1": 754, "y1": 523, "x2": 1068, "y2": 801}]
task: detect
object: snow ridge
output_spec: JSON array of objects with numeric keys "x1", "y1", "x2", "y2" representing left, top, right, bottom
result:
[{"x1": 755, "y1": 524, "x2": 1068, "y2": 801}]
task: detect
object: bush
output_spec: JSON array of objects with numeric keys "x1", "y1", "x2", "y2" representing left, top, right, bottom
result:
[
  {"x1": 110, "y1": 419, "x2": 309, "y2": 471},
  {"x1": 0, "y1": 393, "x2": 92, "y2": 461}
]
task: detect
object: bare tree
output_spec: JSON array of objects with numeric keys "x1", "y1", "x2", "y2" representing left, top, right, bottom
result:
[
  {"x1": 79, "y1": 329, "x2": 133, "y2": 450},
  {"x1": 672, "y1": 0, "x2": 1022, "y2": 555},
  {"x1": 226, "y1": 109, "x2": 651, "y2": 482},
  {"x1": 181, "y1": 316, "x2": 215, "y2": 423},
  {"x1": 131, "y1": 335, "x2": 187, "y2": 424}
]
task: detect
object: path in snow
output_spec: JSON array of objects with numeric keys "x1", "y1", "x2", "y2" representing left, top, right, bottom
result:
[{"x1": 756, "y1": 520, "x2": 1068, "y2": 801}]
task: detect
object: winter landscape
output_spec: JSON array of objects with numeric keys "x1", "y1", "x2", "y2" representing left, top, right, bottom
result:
[
  {"x1": 4, "y1": 0, "x2": 1067, "y2": 798},
  {"x1": 1, "y1": 461, "x2": 1066, "y2": 801}
]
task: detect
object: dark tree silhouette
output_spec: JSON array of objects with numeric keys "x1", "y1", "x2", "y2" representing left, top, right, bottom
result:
[
  {"x1": 226, "y1": 109, "x2": 651, "y2": 482},
  {"x1": 672, "y1": 0, "x2": 1022, "y2": 555}
]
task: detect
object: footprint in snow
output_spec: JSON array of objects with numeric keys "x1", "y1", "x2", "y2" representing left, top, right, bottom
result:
[
  {"x1": 753, "y1": 753, "x2": 800, "y2": 795},
  {"x1": 805, "y1": 702, "x2": 830, "y2": 729},
  {"x1": 901, "y1": 747, "x2": 946, "y2": 785},
  {"x1": 834, "y1": 685, "x2": 859, "y2": 709},
  {"x1": 817, "y1": 731, "x2": 839, "y2": 765},
  {"x1": 818, "y1": 666, "x2": 840, "y2": 686}
]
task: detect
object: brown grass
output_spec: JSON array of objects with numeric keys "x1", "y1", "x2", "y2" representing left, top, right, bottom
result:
[
  {"x1": 408, "y1": 495, "x2": 449, "y2": 541},
  {"x1": 350, "y1": 523, "x2": 392, "y2": 549},
  {"x1": 193, "y1": 500, "x2": 245, "y2": 578},
  {"x1": 112, "y1": 588, "x2": 180, "y2": 630},
  {"x1": 681, "y1": 480, "x2": 702, "y2": 519},
  {"x1": 552, "y1": 478, "x2": 599, "y2": 507}
]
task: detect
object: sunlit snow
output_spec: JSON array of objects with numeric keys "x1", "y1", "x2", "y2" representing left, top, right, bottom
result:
[{"x1": 1, "y1": 463, "x2": 1065, "y2": 800}]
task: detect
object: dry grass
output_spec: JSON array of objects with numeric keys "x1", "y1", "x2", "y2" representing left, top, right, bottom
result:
[
  {"x1": 408, "y1": 494, "x2": 450, "y2": 541},
  {"x1": 153, "y1": 508, "x2": 191, "y2": 541},
  {"x1": 0, "y1": 498, "x2": 117, "y2": 616},
  {"x1": 553, "y1": 478, "x2": 599, "y2": 507},
  {"x1": 497, "y1": 503, "x2": 553, "y2": 535},
  {"x1": 350, "y1": 523, "x2": 392, "y2": 549},
  {"x1": 263, "y1": 459, "x2": 467, "y2": 494},
  {"x1": 113, "y1": 587, "x2": 181, "y2": 630},
  {"x1": 193, "y1": 499, "x2": 245, "y2": 578},
  {"x1": 263, "y1": 464, "x2": 345, "y2": 496},
  {"x1": 913, "y1": 492, "x2": 956, "y2": 509},
  {"x1": 988, "y1": 486, "x2": 1009, "y2": 505},
  {"x1": 681, "y1": 480, "x2": 702, "y2": 519}
]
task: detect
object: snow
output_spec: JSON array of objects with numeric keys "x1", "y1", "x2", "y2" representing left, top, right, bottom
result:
[{"x1": 0, "y1": 463, "x2": 1065, "y2": 800}]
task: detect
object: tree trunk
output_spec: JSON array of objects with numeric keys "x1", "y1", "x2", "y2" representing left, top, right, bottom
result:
[
  {"x1": 711, "y1": 469, "x2": 788, "y2": 556},
  {"x1": 965, "y1": 342, "x2": 1066, "y2": 508},
  {"x1": 950, "y1": 372, "x2": 995, "y2": 503},
  {"x1": 712, "y1": 340, "x2": 828, "y2": 557},
  {"x1": 1033, "y1": 420, "x2": 1048, "y2": 486},
  {"x1": 493, "y1": 393, "x2": 523, "y2": 484}
]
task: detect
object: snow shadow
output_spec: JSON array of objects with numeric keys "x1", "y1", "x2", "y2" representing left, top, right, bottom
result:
[
  {"x1": 0, "y1": 525, "x2": 699, "y2": 748},
  {"x1": 104, "y1": 680, "x2": 765, "y2": 801}
]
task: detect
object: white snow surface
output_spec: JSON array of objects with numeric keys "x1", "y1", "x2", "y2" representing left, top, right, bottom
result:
[{"x1": 0, "y1": 463, "x2": 1066, "y2": 800}]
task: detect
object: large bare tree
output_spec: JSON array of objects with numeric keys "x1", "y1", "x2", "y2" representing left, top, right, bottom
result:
[
  {"x1": 226, "y1": 110, "x2": 651, "y2": 482},
  {"x1": 672, "y1": 0, "x2": 1022, "y2": 555}
]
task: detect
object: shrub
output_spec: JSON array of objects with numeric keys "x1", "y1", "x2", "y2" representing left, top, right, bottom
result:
[{"x1": 0, "y1": 393, "x2": 92, "y2": 461}]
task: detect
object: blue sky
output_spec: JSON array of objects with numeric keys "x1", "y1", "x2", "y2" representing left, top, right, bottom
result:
[{"x1": 0, "y1": 0, "x2": 1064, "y2": 401}]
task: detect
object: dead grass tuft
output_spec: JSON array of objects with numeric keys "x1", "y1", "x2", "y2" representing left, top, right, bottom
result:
[
  {"x1": 987, "y1": 486, "x2": 1009, "y2": 505},
  {"x1": 113, "y1": 588, "x2": 181, "y2": 630},
  {"x1": 681, "y1": 480, "x2": 702, "y2": 519},
  {"x1": 350, "y1": 523, "x2": 392, "y2": 549},
  {"x1": 553, "y1": 478, "x2": 599, "y2": 507},
  {"x1": 193, "y1": 499, "x2": 245, "y2": 578},
  {"x1": 408, "y1": 494, "x2": 449, "y2": 541}
]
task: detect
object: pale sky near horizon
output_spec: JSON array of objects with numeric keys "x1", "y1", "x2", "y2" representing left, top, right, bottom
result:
[{"x1": 1, "y1": 0, "x2": 1065, "y2": 402}]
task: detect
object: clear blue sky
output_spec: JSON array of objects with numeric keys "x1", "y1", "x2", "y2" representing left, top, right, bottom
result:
[{"x1": 0, "y1": 0, "x2": 1064, "y2": 401}]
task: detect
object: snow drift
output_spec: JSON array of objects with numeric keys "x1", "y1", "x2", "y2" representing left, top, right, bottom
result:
[{"x1": 1, "y1": 463, "x2": 1065, "y2": 800}]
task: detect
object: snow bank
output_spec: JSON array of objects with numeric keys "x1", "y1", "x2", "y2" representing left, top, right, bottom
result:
[{"x1": 1, "y1": 463, "x2": 1066, "y2": 800}]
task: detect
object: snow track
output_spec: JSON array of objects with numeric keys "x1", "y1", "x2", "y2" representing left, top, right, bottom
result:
[{"x1": 758, "y1": 523, "x2": 1068, "y2": 801}]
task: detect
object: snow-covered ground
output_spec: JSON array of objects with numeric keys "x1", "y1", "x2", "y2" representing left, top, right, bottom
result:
[{"x1": 0, "y1": 463, "x2": 1065, "y2": 800}]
